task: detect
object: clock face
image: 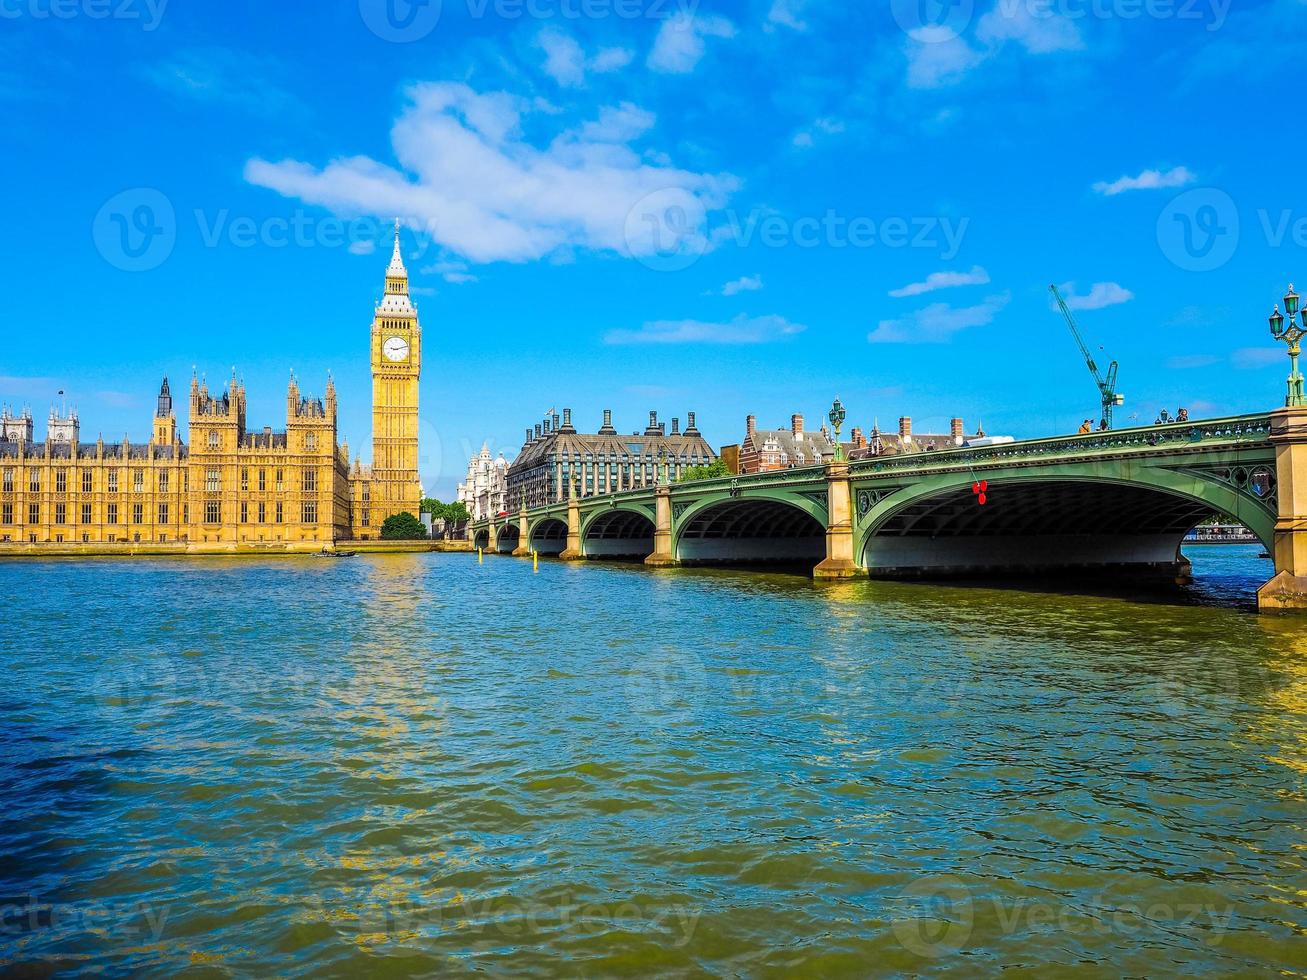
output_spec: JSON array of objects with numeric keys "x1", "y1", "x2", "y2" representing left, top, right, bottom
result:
[{"x1": 383, "y1": 336, "x2": 410, "y2": 362}]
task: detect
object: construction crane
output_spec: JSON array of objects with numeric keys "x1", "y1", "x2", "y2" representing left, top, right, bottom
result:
[{"x1": 1049, "y1": 284, "x2": 1125, "y2": 430}]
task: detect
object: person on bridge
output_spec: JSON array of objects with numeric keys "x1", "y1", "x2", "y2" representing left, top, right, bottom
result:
[
  {"x1": 1177, "y1": 408, "x2": 1190, "y2": 423},
  {"x1": 1099, "y1": 419, "x2": 1108, "y2": 431},
  {"x1": 1078, "y1": 419, "x2": 1093, "y2": 434}
]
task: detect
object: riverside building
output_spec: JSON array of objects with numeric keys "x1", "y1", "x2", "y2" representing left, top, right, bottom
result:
[
  {"x1": 0, "y1": 224, "x2": 423, "y2": 550},
  {"x1": 506, "y1": 409, "x2": 715, "y2": 510}
]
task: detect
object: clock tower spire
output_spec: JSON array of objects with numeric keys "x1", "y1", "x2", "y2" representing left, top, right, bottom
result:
[{"x1": 369, "y1": 218, "x2": 421, "y2": 524}]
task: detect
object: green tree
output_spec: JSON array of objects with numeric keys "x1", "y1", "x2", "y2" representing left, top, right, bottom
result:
[
  {"x1": 380, "y1": 511, "x2": 429, "y2": 540},
  {"x1": 677, "y1": 460, "x2": 731, "y2": 483},
  {"x1": 420, "y1": 497, "x2": 443, "y2": 515},
  {"x1": 444, "y1": 501, "x2": 471, "y2": 524}
]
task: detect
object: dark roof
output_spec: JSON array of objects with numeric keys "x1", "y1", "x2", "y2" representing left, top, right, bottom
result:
[
  {"x1": 241, "y1": 431, "x2": 288, "y2": 449},
  {"x1": 511, "y1": 430, "x2": 715, "y2": 475},
  {"x1": 0, "y1": 441, "x2": 188, "y2": 461},
  {"x1": 746, "y1": 428, "x2": 832, "y2": 466}
]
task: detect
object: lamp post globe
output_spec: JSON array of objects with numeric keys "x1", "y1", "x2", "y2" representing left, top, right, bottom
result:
[
  {"x1": 1269, "y1": 284, "x2": 1306, "y2": 408},
  {"x1": 828, "y1": 397, "x2": 847, "y2": 462}
]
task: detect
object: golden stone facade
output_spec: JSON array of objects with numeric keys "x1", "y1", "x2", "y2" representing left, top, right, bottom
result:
[{"x1": 0, "y1": 225, "x2": 422, "y2": 551}]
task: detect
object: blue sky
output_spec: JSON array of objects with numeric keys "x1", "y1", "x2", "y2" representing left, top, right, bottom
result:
[{"x1": 2, "y1": 0, "x2": 1304, "y2": 497}]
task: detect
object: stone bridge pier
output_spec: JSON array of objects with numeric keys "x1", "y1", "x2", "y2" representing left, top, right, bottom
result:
[{"x1": 1258, "y1": 407, "x2": 1307, "y2": 612}]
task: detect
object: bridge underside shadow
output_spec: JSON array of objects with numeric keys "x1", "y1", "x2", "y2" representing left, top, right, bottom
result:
[
  {"x1": 472, "y1": 529, "x2": 490, "y2": 551},
  {"x1": 584, "y1": 511, "x2": 654, "y2": 560},
  {"x1": 865, "y1": 481, "x2": 1233, "y2": 580},
  {"x1": 530, "y1": 518, "x2": 569, "y2": 556},
  {"x1": 677, "y1": 499, "x2": 825, "y2": 566},
  {"x1": 496, "y1": 524, "x2": 520, "y2": 554}
]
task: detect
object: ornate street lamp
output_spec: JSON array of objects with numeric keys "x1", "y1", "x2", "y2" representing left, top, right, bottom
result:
[
  {"x1": 828, "y1": 397, "x2": 847, "y2": 462},
  {"x1": 1270, "y1": 283, "x2": 1306, "y2": 407}
]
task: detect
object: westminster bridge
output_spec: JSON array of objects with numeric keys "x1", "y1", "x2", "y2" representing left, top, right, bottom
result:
[{"x1": 470, "y1": 407, "x2": 1307, "y2": 612}]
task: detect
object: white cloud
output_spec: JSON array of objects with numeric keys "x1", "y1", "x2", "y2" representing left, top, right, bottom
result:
[
  {"x1": 720, "y1": 274, "x2": 763, "y2": 296},
  {"x1": 1092, "y1": 166, "x2": 1197, "y2": 196},
  {"x1": 578, "y1": 102, "x2": 656, "y2": 142},
  {"x1": 590, "y1": 46, "x2": 634, "y2": 73},
  {"x1": 976, "y1": 3, "x2": 1084, "y2": 53},
  {"x1": 869, "y1": 293, "x2": 1010, "y2": 344},
  {"x1": 423, "y1": 258, "x2": 478, "y2": 284},
  {"x1": 648, "y1": 13, "x2": 737, "y2": 74},
  {"x1": 1231, "y1": 347, "x2": 1283, "y2": 369},
  {"x1": 1057, "y1": 281, "x2": 1134, "y2": 311},
  {"x1": 792, "y1": 116, "x2": 845, "y2": 148},
  {"x1": 905, "y1": 1, "x2": 1083, "y2": 90},
  {"x1": 1166, "y1": 354, "x2": 1221, "y2": 370},
  {"x1": 889, "y1": 265, "x2": 990, "y2": 298},
  {"x1": 139, "y1": 48, "x2": 303, "y2": 117},
  {"x1": 537, "y1": 29, "x2": 633, "y2": 87},
  {"x1": 766, "y1": 0, "x2": 809, "y2": 32},
  {"x1": 606, "y1": 313, "x2": 803, "y2": 345},
  {"x1": 905, "y1": 34, "x2": 987, "y2": 89},
  {"x1": 245, "y1": 82, "x2": 735, "y2": 265},
  {"x1": 537, "y1": 29, "x2": 586, "y2": 87}
]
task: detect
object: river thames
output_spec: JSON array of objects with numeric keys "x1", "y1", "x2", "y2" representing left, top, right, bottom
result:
[{"x1": 1, "y1": 546, "x2": 1304, "y2": 975}]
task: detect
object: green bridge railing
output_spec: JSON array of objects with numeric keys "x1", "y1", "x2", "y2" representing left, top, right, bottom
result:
[{"x1": 488, "y1": 413, "x2": 1275, "y2": 521}]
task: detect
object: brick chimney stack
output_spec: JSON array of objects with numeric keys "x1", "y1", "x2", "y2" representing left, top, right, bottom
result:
[
  {"x1": 791, "y1": 414, "x2": 804, "y2": 436},
  {"x1": 899, "y1": 416, "x2": 912, "y2": 439},
  {"x1": 671, "y1": 417, "x2": 680, "y2": 435},
  {"x1": 950, "y1": 417, "x2": 965, "y2": 442},
  {"x1": 851, "y1": 426, "x2": 865, "y2": 448},
  {"x1": 746, "y1": 414, "x2": 756, "y2": 438}
]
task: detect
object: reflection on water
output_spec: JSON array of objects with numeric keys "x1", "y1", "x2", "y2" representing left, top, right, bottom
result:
[{"x1": 0, "y1": 546, "x2": 1304, "y2": 975}]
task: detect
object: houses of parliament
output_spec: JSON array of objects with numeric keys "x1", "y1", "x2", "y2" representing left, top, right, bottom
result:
[{"x1": 0, "y1": 224, "x2": 422, "y2": 550}]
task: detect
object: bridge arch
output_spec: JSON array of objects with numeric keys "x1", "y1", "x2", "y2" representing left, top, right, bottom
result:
[
  {"x1": 674, "y1": 491, "x2": 827, "y2": 565},
  {"x1": 582, "y1": 507, "x2": 656, "y2": 559},
  {"x1": 495, "y1": 522, "x2": 520, "y2": 554},
  {"x1": 856, "y1": 469, "x2": 1274, "y2": 578},
  {"x1": 528, "y1": 517, "x2": 569, "y2": 556}
]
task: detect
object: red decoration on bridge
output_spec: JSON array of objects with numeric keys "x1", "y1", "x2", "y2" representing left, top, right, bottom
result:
[{"x1": 972, "y1": 480, "x2": 989, "y2": 506}]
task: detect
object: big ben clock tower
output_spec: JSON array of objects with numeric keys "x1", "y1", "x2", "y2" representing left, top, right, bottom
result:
[{"x1": 370, "y1": 220, "x2": 422, "y2": 519}]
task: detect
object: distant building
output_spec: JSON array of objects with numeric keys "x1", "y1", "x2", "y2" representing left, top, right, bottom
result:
[
  {"x1": 0, "y1": 225, "x2": 423, "y2": 549},
  {"x1": 848, "y1": 416, "x2": 985, "y2": 459},
  {"x1": 734, "y1": 412, "x2": 986, "y2": 473},
  {"x1": 738, "y1": 414, "x2": 835, "y2": 474},
  {"x1": 507, "y1": 409, "x2": 715, "y2": 510},
  {"x1": 457, "y1": 443, "x2": 509, "y2": 520}
]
